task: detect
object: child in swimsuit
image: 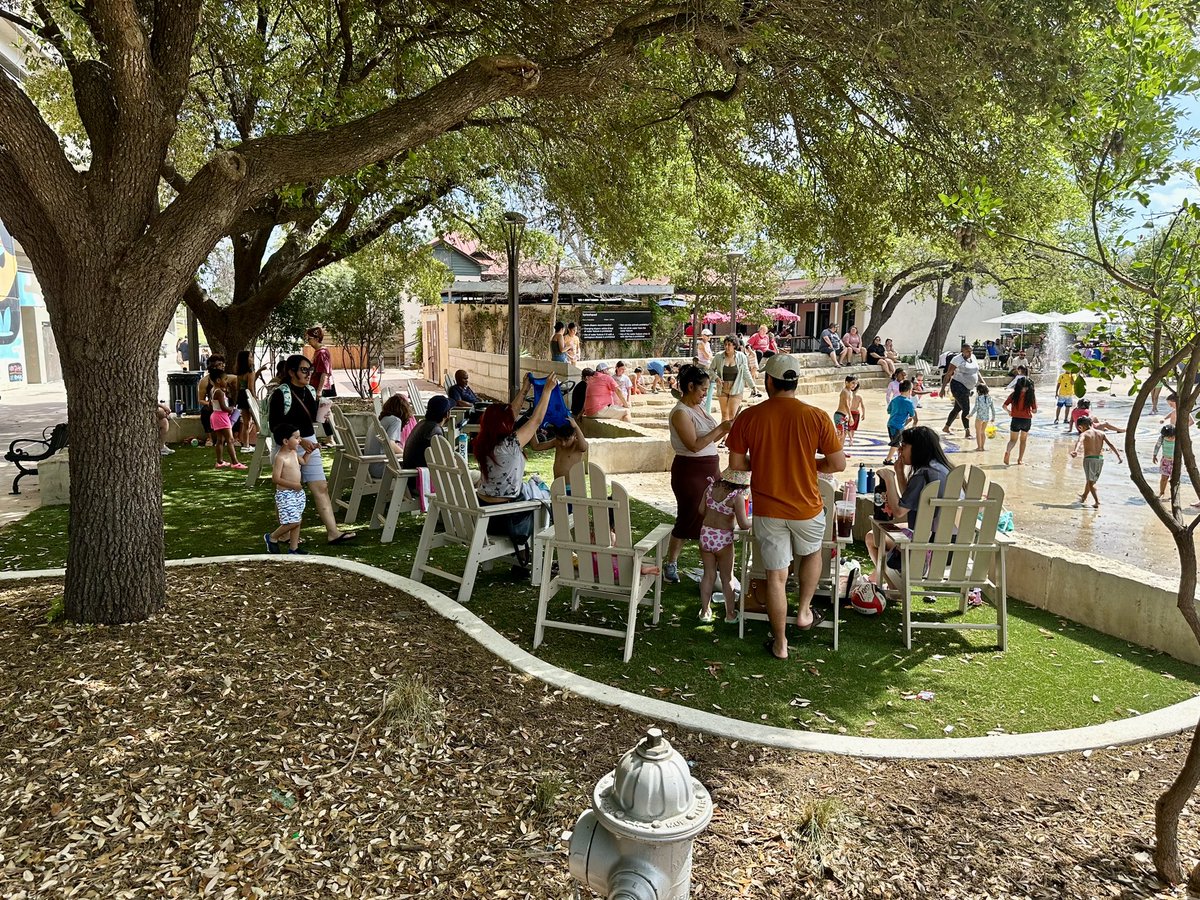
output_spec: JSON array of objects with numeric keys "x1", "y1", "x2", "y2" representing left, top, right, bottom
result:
[
  {"x1": 1154, "y1": 424, "x2": 1177, "y2": 500},
  {"x1": 847, "y1": 381, "x2": 865, "y2": 447},
  {"x1": 697, "y1": 467, "x2": 752, "y2": 624},
  {"x1": 834, "y1": 375, "x2": 857, "y2": 443}
]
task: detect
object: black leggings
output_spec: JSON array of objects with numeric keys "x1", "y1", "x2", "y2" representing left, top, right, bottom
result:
[{"x1": 945, "y1": 380, "x2": 972, "y2": 432}]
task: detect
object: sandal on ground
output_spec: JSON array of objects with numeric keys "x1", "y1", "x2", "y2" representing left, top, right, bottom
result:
[
  {"x1": 327, "y1": 532, "x2": 357, "y2": 545},
  {"x1": 699, "y1": 608, "x2": 715, "y2": 623},
  {"x1": 724, "y1": 611, "x2": 739, "y2": 624},
  {"x1": 763, "y1": 638, "x2": 788, "y2": 660},
  {"x1": 797, "y1": 607, "x2": 826, "y2": 631}
]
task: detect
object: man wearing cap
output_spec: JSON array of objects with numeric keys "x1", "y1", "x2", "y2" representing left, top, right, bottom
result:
[
  {"x1": 727, "y1": 353, "x2": 846, "y2": 660},
  {"x1": 583, "y1": 362, "x2": 632, "y2": 422}
]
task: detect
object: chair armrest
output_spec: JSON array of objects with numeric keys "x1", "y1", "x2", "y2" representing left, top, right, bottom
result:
[
  {"x1": 6, "y1": 437, "x2": 51, "y2": 459},
  {"x1": 996, "y1": 533, "x2": 1016, "y2": 546},
  {"x1": 633, "y1": 523, "x2": 674, "y2": 555},
  {"x1": 476, "y1": 499, "x2": 544, "y2": 517}
]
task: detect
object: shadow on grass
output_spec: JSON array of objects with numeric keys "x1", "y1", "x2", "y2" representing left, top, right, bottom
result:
[{"x1": 2, "y1": 445, "x2": 1198, "y2": 739}]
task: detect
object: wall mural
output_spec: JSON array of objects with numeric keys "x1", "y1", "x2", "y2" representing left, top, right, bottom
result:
[{"x1": 0, "y1": 221, "x2": 26, "y2": 381}]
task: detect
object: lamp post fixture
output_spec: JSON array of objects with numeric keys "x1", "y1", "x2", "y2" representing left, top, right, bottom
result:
[
  {"x1": 502, "y1": 211, "x2": 528, "y2": 398},
  {"x1": 727, "y1": 251, "x2": 744, "y2": 339}
]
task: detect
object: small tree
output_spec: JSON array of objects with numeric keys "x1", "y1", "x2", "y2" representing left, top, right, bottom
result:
[{"x1": 944, "y1": 0, "x2": 1200, "y2": 882}]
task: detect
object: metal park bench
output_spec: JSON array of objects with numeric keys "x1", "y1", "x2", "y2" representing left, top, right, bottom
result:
[{"x1": 5, "y1": 423, "x2": 69, "y2": 494}]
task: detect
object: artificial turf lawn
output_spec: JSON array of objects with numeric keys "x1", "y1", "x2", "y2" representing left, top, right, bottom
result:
[{"x1": 3, "y1": 444, "x2": 1198, "y2": 739}]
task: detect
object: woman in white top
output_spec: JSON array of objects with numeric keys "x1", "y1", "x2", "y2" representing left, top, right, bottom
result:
[
  {"x1": 662, "y1": 365, "x2": 731, "y2": 584},
  {"x1": 940, "y1": 342, "x2": 981, "y2": 439}
]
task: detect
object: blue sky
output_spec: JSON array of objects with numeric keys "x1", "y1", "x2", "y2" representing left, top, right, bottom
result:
[{"x1": 1147, "y1": 94, "x2": 1200, "y2": 213}]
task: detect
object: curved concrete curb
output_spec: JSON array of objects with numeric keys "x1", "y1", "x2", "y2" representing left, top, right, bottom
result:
[{"x1": 4, "y1": 556, "x2": 1199, "y2": 760}]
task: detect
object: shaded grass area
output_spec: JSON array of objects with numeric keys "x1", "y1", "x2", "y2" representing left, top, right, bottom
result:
[{"x1": 3, "y1": 444, "x2": 1198, "y2": 739}]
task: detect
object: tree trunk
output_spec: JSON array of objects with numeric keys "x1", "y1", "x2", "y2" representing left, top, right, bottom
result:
[
  {"x1": 58, "y1": 279, "x2": 168, "y2": 624},
  {"x1": 919, "y1": 276, "x2": 971, "y2": 361}
]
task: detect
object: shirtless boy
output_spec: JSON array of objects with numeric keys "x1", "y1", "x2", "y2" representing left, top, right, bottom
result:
[
  {"x1": 532, "y1": 416, "x2": 589, "y2": 479},
  {"x1": 1070, "y1": 416, "x2": 1123, "y2": 508},
  {"x1": 266, "y1": 426, "x2": 314, "y2": 553}
]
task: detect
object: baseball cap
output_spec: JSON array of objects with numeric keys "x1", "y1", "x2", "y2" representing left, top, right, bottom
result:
[
  {"x1": 426, "y1": 395, "x2": 452, "y2": 421},
  {"x1": 764, "y1": 353, "x2": 801, "y2": 380},
  {"x1": 595, "y1": 362, "x2": 610, "y2": 372},
  {"x1": 701, "y1": 328, "x2": 713, "y2": 336}
]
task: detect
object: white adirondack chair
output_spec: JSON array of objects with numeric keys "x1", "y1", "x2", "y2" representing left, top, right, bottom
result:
[
  {"x1": 328, "y1": 405, "x2": 387, "y2": 525},
  {"x1": 533, "y1": 463, "x2": 672, "y2": 663},
  {"x1": 243, "y1": 400, "x2": 274, "y2": 488},
  {"x1": 410, "y1": 435, "x2": 547, "y2": 603},
  {"x1": 371, "y1": 385, "x2": 395, "y2": 417},
  {"x1": 873, "y1": 465, "x2": 1010, "y2": 650},
  {"x1": 366, "y1": 419, "x2": 421, "y2": 543},
  {"x1": 737, "y1": 478, "x2": 845, "y2": 650},
  {"x1": 404, "y1": 379, "x2": 427, "y2": 417}
]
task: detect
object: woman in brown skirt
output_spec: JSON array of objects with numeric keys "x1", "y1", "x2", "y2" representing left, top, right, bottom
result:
[{"x1": 663, "y1": 365, "x2": 732, "y2": 583}]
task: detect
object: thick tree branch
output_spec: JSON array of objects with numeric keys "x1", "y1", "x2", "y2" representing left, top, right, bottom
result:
[{"x1": 0, "y1": 73, "x2": 84, "y2": 242}]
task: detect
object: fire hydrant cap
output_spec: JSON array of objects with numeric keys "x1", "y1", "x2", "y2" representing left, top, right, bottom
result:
[{"x1": 593, "y1": 728, "x2": 712, "y2": 842}]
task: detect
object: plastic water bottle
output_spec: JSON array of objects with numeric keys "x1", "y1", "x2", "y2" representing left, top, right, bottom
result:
[
  {"x1": 455, "y1": 431, "x2": 469, "y2": 461},
  {"x1": 856, "y1": 463, "x2": 868, "y2": 495},
  {"x1": 174, "y1": 400, "x2": 183, "y2": 415}
]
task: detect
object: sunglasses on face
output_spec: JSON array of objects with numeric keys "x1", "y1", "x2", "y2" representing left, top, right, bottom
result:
[{"x1": 298, "y1": 366, "x2": 313, "y2": 374}]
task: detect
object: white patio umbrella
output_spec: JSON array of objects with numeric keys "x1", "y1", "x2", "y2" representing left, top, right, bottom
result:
[{"x1": 983, "y1": 310, "x2": 1051, "y2": 350}]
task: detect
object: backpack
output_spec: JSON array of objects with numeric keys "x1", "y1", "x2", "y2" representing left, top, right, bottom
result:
[{"x1": 266, "y1": 383, "x2": 318, "y2": 427}]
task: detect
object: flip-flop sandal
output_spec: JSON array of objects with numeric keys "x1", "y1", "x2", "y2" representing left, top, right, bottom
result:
[
  {"x1": 798, "y1": 607, "x2": 826, "y2": 631},
  {"x1": 762, "y1": 638, "x2": 787, "y2": 660},
  {"x1": 327, "y1": 532, "x2": 357, "y2": 545}
]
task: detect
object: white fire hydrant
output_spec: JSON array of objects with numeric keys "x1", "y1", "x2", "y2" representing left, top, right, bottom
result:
[{"x1": 568, "y1": 727, "x2": 712, "y2": 900}]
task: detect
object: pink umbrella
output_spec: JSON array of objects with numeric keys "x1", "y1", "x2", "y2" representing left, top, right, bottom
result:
[
  {"x1": 764, "y1": 306, "x2": 801, "y2": 322},
  {"x1": 702, "y1": 311, "x2": 730, "y2": 324}
]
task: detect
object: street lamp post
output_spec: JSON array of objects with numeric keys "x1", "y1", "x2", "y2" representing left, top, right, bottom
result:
[
  {"x1": 727, "y1": 251, "x2": 744, "y2": 339},
  {"x1": 502, "y1": 211, "x2": 528, "y2": 398}
]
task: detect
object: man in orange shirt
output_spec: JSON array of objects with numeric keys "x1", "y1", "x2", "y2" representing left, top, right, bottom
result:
[{"x1": 727, "y1": 354, "x2": 846, "y2": 660}]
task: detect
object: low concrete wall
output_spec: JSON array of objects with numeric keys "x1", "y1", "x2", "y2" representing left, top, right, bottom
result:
[
  {"x1": 447, "y1": 349, "x2": 573, "y2": 401},
  {"x1": 39, "y1": 450, "x2": 70, "y2": 506},
  {"x1": 576, "y1": 419, "x2": 674, "y2": 476},
  {"x1": 1006, "y1": 534, "x2": 1200, "y2": 666}
]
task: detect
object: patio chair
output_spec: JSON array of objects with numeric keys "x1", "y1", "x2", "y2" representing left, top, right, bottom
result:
[
  {"x1": 533, "y1": 462, "x2": 672, "y2": 662},
  {"x1": 372, "y1": 384, "x2": 395, "y2": 417},
  {"x1": 405, "y1": 379, "x2": 427, "y2": 417},
  {"x1": 366, "y1": 419, "x2": 421, "y2": 543},
  {"x1": 410, "y1": 436, "x2": 547, "y2": 603},
  {"x1": 872, "y1": 465, "x2": 1010, "y2": 650},
  {"x1": 243, "y1": 402, "x2": 273, "y2": 488},
  {"x1": 737, "y1": 477, "x2": 845, "y2": 650},
  {"x1": 329, "y1": 405, "x2": 386, "y2": 525}
]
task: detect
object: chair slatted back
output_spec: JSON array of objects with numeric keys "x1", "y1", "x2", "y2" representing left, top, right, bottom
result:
[
  {"x1": 404, "y1": 380, "x2": 427, "y2": 417},
  {"x1": 914, "y1": 466, "x2": 965, "y2": 577},
  {"x1": 942, "y1": 467, "x2": 988, "y2": 582},
  {"x1": 425, "y1": 435, "x2": 483, "y2": 542},
  {"x1": 819, "y1": 479, "x2": 836, "y2": 540},
  {"x1": 947, "y1": 479, "x2": 1005, "y2": 584},
  {"x1": 329, "y1": 405, "x2": 356, "y2": 454},
  {"x1": 549, "y1": 463, "x2": 634, "y2": 590}
]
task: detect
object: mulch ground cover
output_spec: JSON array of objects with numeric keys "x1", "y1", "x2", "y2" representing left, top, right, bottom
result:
[{"x1": 1, "y1": 564, "x2": 1198, "y2": 898}]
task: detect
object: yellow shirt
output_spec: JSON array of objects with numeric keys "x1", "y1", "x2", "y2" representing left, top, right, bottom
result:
[{"x1": 1056, "y1": 373, "x2": 1075, "y2": 397}]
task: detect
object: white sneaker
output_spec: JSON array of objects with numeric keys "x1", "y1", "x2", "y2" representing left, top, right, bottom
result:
[{"x1": 160, "y1": 446, "x2": 174, "y2": 455}]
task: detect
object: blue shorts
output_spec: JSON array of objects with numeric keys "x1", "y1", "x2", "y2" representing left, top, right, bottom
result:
[
  {"x1": 647, "y1": 361, "x2": 665, "y2": 375},
  {"x1": 276, "y1": 488, "x2": 306, "y2": 525},
  {"x1": 887, "y1": 425, "x2": 903, "y2": 447},
  {"x1": 1056, "y1": 396, "x2": 1073, "y2": 408}
]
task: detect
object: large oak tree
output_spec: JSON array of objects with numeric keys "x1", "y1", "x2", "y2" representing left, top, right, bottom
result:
[{"x1": 0, "y1": 0, "x2": 1095, "y2": 623}]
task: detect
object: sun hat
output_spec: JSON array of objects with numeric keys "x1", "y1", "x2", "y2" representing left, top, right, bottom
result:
[
  {"x1": 764, "y1": 353, "x2": 801, "y2": 381},
  {"x1": 719, "y1": 467, "x2": 752, "y2": 486},
  {"x1": 701, "y1": 328, "x2": 713, "y2": 336}
]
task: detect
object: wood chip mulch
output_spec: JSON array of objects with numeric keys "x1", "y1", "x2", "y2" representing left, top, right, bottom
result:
[{"x1": 0, "y1": 564, "x2": 1197, "y2": 899}]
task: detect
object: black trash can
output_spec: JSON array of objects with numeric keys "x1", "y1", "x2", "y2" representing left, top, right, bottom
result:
[{"x1": 167, "y1": 371, "x2": 202, "y2": 415}]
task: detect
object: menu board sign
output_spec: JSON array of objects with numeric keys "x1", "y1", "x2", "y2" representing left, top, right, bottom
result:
[{"x1": 579, "y1": 308, "x2": 653, "y2": 341}]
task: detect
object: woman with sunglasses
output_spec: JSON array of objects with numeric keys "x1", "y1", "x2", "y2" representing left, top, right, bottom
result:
[{"x1": 267, "y1": 354, "x2": 356, "y2": 545}]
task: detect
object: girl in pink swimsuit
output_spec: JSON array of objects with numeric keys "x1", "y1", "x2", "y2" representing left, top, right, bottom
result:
[{"x1": 696, "y1": 467, "x2": 752, "y2": 624}]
